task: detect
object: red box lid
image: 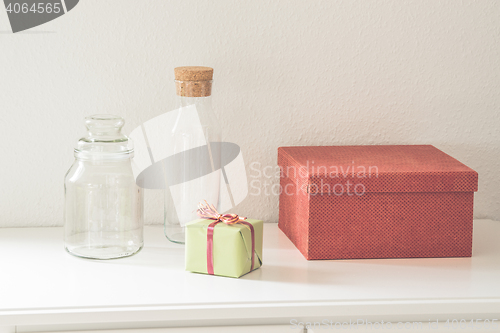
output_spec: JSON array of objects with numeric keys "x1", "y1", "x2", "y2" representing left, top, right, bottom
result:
[{"x1": 278, "y1": 145, "x2": 478, "y2": 193}]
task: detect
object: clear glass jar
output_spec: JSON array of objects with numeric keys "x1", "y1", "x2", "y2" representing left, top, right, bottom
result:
[
  {"x1": 64, "y1": 115, "x2": 144, "y2": 259},
  {"x1": 164, "y1": 67, "x2": 222, "y2": 244}
]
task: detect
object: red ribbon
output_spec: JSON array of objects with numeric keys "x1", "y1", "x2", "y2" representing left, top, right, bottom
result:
[{"x1": 197, "y1": 201, "x2": 255, "y2": 275}]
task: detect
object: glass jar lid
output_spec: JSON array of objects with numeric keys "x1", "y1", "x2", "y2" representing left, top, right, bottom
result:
[{"x1": 75, "y1": 114, "x2": 133, "y2": 160}]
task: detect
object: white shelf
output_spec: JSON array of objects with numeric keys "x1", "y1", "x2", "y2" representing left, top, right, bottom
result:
[{"x1": 1, "y1": 220, "x2": 499, "y2": 331}]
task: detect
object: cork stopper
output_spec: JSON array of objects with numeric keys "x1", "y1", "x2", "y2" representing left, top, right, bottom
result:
[{"x1": 174, "y1": 66, "x2": 213, "y2": 97}]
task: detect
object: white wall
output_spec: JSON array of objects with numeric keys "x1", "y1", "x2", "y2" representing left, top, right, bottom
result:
[{"x1": 0, "y1": 0, "x2": 498, "y2": 227}]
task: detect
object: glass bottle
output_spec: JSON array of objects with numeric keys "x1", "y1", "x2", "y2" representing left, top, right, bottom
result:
[
  {"x1": 64, "y1": 115, "x2": 144, "y2": 259},
  {"x1": 164, "y1": 66, "x2": 222, "y2": 243}
]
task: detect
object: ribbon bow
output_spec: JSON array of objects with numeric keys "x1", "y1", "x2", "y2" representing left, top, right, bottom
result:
[
  {"x1": 197, "y1": 201, "x2": 247, "y2": 225},
  {"x1": 197, "y1": 201, "x2": 255, "y2": 275}
]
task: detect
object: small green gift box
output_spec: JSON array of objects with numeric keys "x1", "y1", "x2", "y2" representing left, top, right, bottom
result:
[{"x1": 185, "y1": 218, "x2": 263, "y2": 278}]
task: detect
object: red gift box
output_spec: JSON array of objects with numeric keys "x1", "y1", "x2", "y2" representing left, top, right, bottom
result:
[{"x1": 278, "y1": 145, "x2": 478, "y2": 260}]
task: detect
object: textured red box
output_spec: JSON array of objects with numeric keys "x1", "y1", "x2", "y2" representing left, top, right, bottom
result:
[{"x1": 278, "y1": 145, "x2": 478, "y2": 260}]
